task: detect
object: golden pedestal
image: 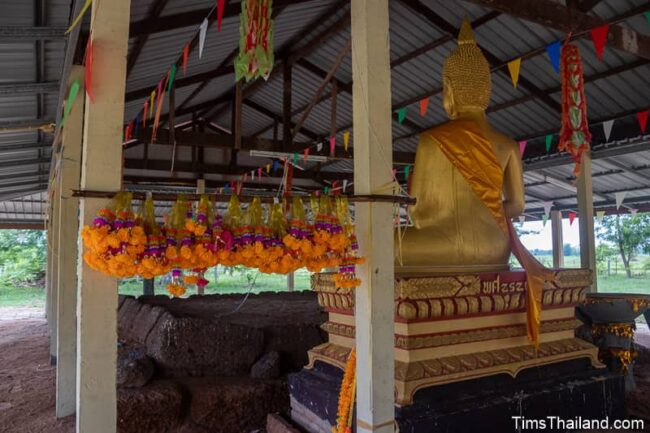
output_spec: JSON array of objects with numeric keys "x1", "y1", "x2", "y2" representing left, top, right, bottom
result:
[{"x1": 307, "y1": 269, "x2": 603, "y2": 406}]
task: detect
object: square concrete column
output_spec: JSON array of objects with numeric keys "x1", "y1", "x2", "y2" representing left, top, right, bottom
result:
[
  {"x1": 351, "y1": 0, "x2": 395, "y2": 431},
  {"x1": 577, "y1": 153, "x2": 597, "y2": 291},
  {"x1": 551, "y1": 210, "x2": 564, "y2": 269}
]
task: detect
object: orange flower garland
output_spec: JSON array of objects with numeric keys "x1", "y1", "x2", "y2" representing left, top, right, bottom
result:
[{"x1": 333, "y1": 349, "x2": 356, "y2": 433}]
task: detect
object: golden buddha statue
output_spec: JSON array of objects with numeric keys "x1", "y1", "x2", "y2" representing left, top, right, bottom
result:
[{"x1": 396, "y1": 18, "x2": 525, "y2": 273}]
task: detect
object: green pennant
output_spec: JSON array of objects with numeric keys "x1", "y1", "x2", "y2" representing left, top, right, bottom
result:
[
  {"x1": 542, "y1": 214, "x2": 548, "y2": 227},
  {"x1": 167, "y1": 64, "x2": 177, "y2": 93},
  {"x1": 404, "y1": 165, "x2": 410, "y2": 179},
  {"x1": 397, "y1": 107, "x2": 407, "y2": 124},
  {"x1": 60, "y1": 79, "x2": 80, "y2": 128},
  {"x1": 545, "y1": 134, "x2": 553, "y2": 153},
  {"x1": 293, "y1": 152, "x2": 298, "y2": 164},
  {"x1": 324, "y1": 186, "x2": 330, "y2": 195},
  {"x1": 645, "y1": 11, "x2": 650, "y2": 24}
]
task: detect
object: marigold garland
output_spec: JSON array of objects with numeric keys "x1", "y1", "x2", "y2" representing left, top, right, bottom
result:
[
  {"x1": 82, "y1": 192, "x2": 364, "y2": 297},
  {"x1": 333, "y1": 349, "x2": 356, "y2": 433}
]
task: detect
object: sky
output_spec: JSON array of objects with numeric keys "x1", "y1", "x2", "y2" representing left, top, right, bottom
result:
[{"x1": 518, "y1": 218, "x2": 586, "y2": 251}]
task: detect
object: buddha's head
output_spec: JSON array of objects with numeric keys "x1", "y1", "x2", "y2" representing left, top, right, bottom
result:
[{"x1": 442, "y1": 17, "x2": 491, "y2": 119}]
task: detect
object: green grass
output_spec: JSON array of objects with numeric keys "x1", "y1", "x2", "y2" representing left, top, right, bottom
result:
[{"x1": 0, "y1": 284, "x2": 46, "y2": 308}]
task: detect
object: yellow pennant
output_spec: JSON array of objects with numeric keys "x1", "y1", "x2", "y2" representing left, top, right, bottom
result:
[
  {"x1": 65, "y1": 0, "x2": 92, "y2": 34},
  {"x1": 266, "y1": 163, "x2": 271, "y2": 174},
  {"x1": 149, "y1": 90, "x2": 156, "y2": 119},
  {"x1": 343, "y1": 131, "x2": 350, "y2": 151},
  {"x1": 507, "y1": 58, "x2": 522, "y2": 88}
]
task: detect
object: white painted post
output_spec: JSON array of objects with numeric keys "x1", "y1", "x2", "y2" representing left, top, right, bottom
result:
[
  {"x1": 551, "y1": 210, "x2": 564, "y2": 269},
  {"x1": 76, "y1": 0, "x2": 130, "y2": 431},
  {"x1": 577, "y1": 152, "x2": 597, "y2": 291},
  {"x1": 50, "y1": 161, "x2": 61, "y2": 364},
  {"x1": 56, "y1": 65, "x2": 84, "y2": 418},
  {"x1": 351, "y1": 1, "x2": 395, "y2": 431},
  {"x1": 196, "y1": 178, "x2": 206, "y2": 295}
]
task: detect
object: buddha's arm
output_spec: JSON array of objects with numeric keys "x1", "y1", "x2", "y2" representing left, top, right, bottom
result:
[
  {"x1": 503, "y1": 148, "x2": 525, "y2": 219},
  {"x1": 408, "y1": 134, "x2": 438, "y2": 229}
]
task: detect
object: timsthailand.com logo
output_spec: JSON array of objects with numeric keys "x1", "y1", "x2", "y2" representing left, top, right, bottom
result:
[{"x1": 512, "y1": 416, "x2": 645, "y2": 431}]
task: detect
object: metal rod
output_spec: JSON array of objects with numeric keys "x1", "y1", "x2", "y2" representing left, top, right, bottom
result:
[{"x1": 71, "y1": 189, "x2": 416, "y2": 205}]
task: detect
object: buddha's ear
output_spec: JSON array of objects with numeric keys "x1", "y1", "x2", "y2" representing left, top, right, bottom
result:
[{"x1": 442, "y1": 77, "x2": 457, "y2": 120}]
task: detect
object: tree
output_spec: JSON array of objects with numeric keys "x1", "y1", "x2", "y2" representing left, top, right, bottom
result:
[
  {"x1": 0, "y1": 229, "x2": 47, "y2": 286},
  {"x1": 563, "y1": 243, "x2": 574, "y2": 257},
  {"x1": 596, "y1": 213, "x2": 650, "y2": 278}
]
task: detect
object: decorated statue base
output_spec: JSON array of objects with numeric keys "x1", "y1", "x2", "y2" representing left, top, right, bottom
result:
[{"x1": 288, "y1": 270, "x2": 626, "y2": 432}]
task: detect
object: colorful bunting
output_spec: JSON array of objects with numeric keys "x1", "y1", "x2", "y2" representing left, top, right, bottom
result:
[
  {"x1": 615, "y1": 191, "x2": 627, "y2": 209},
  {"x1": 545, "y1": 134, "x2": 553, "y2": 153},
  {"x1": 182, "y1": 44, "x2": 189, "y2": 77},
  {"x1": 518, "y1": 140, "x2": 527, "y2": 158},
  {"x1": 590, "y1": 24, "x2": 609, "y2": 60},
  {"x1": 543, "y1": 201, "x2": 553, "y2": 218},
  {"x1": 60, "y1": 80, "x2": 80, "y2": 128},
  {"x1": 507, "y1": 57, "x2": 521, "y2": 88},
  {"x1": 546, "y1": 41, "x2": 561, "y2": 73},
  {"x1": 603, "y1": 119, "x2": 614, "y2": 141},
  {"x1": 343, "y1": 131, "x2": 350, "y2": 151},
  {"x1": 330, "y1": 135, "x2": 336, "y2": 157},
  {"x1": 217, "y1": 0, "x2": 226, "y2": 32},
  {"x1": 65, "y1": 0, "x2": 92, "y2": 34},
  {"x1": 637, "y1": 110, "x2": 648, "y2": 133},
  {"x1": 419, "y1": 98, "x2": 429, "y2": 116},
  {"x1": 568, "y1": 211, "x2": 577, "y2": 226},
  {"x1": 397, "y1": 107, "x2": 407, "y2": 124},
  {"x1": 168, "y1": 64, "x2": 177, "y2": 93},
  {"x1": 596, "y1": 210, "x2": 605, "y2": 224},
  {"x1": 199, "y1": 18, "x2": 208, "y2": 59},
  {"x1": 84, "y1": 37, "x2": 94, "y2": 103}
]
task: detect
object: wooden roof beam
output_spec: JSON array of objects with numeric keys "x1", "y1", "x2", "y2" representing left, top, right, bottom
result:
[{"x1": 462, "y1": 0, "x2": 650, "y2": 59}]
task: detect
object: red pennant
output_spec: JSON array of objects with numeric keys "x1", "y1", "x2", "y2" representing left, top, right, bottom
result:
[
  {"x1": 568, "y1": 211, "x2": 577, "y2": 226},
  {"x1": 84, "y1": 37, "x2": 94, "y2": 102},
  {"x1": 590, "y1": 24, "x2": 609, "y2": 60},
  {"x1": 304, "y1": 147, "x2": 309, "y2": 161},
  {"x1": 331, "y1": 180, "x2": 338, "y2": 195},
  {"x1": 217, "y1": 0, "x2": 226, "y2": 32},
  {"x1": 419, "y1": 98, "x2": 429, "y2": 116},
  {"x1": 182, "y1": 44, "x2": 189, "y2": 77},
  {"x1": 637, "y1": 110, "x2": 649, "y2": 133}
]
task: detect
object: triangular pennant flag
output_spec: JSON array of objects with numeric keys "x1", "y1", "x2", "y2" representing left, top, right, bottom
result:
[
  {"x1": 518, "y1": 140, "x2": 527, "y2": 158},
  {"x1": 637, "y1": 110, "x2": 648, "y2": 133},
  {"x1": 542, "y1": 214, "x2": 549, "y2": 227},
  {"x1": 518, "y1": 215, "x2": 526, "y2": 224},
  {"x1": 404, "y1": 165, "x2": 410, "y2": 180},
  {"x1": 266, "y1": 163, "x2": 271, "y2": 174},
  {"x1": 342, "y1": 179, "x2": 348, "y2": 193},
  {"x1": 419, "y1": 98, "x2": 429, "y2": 116},
  {"x1": 257, "y1": 167, "x2": 262, "y2": 179},
  {"x1": 304, "y1": 148, "x2": 309, "y2": 161},
  {"x1": 65, "y1": 0, "x2": 92, "y2": 34},
  {"x1": 543, "y1": 201, "x2": 553, "y2": 218},
  {"x1": 224, "y1": 183, "x2": 231, "y2": 194},
  {"x1": 545, "y1": 134, "x2": 553, "y2": 153},
  {"x1": 243, "y1": 172, "x2": 248, "y2": 182},
  {"x1": 168, "y1": 64, "x2": 177, "y2": 93},
  {"x1": 596, "y1": 210, "x2": 605, "y2": 224},
  {"x1": 156, "y1": 79, "x2": 163, "y2": 105},
  {"x1": 343, "y1": 131, "x2": 350, "y2": 151},
  {"x1": 182, "y1": 44, "x2": 189, "y2": 77},
  {"x1": 615, "y1": 191, "x2": 627, "y2": 209},
  {"x1": 590, "y1": 24, "x2": 609, "y2": 60},
  {"x1": 397, "y1": 107, "x2": 407, "y2": 124},
  {"x1": 60, "y1": 79, "x2": 80, "y2": 127},
  {"x1": 392, "y1": 168, "x2": 397, "y2": 178},
  {"x1": 568, "y1": 211, "x2": 577, "y2": 226},
  {"x1": 507, "y1": 57, "x2": 521, "y2": 88},
  {"x1": 151, "y1": 88, "x2": 166, "y2": 142},
  {"x1": 142, "y1": 101, "x2": 148, "y2": 128},
  {"x1": 251, "y1": 170, "x2": 256, "y2": 181},
  {"x1": 272, "y1": 160, "x2": 279, "y2": 173},
  {"x1": 84, "y1": 37, "x2": 94, "y2": 103},
  {"x1": 329, "y1": 135, "x2": 336, "y2": 157},
  {"x1": 316, "y1": 142, "x2": 323, "y2": 152},
  {"x1": 631, "y1": 208, "x2": 639, "y2": 217},
  {"x1": 603, "y1": 119, "x2": 615, "y2": 141},
  {"x1": 217, "y1": 0, "x2": 226, "y2": 31},
  {"x1": 134, "y1": 113, "x2": 141, "y2": 139},
  {"x1": 546, "y1": 41, "x2": 561, "y2": 73},
  {"x1": 645, "y1": 11, "x2": 650, "y2": 24},
  {"x1": 149, "y1": 90, "x2": 156, "y2": 119},
  {"x1": 293, "y1": 152, "x2": 298, "y2": 164},
  {"x1": 199, "y1": 18, "x2": 208, "y2": 59}
]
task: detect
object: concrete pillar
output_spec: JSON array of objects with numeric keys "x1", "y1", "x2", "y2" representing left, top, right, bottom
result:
[
  {"x1": 49, "y1": 160, "x2": 61, "y2": 364},
  {"x1": 56, "y1": 65, "x2": 85, "y2": 418},
  {"x1": 577, "y1": 153, "x2": 597, "y2": 291},
  {"x1": 76, "y1": 0, "x2": 130, "y2": 431},
  {"x1": 551, "y1": 210, "x2": 564, "y2": 269},
  {"x1": 351, "y1": 1, "x2": 395, "y2": 431},
  {"x1": 287, "y1": 272, "x2": 295, "y2": 292}
]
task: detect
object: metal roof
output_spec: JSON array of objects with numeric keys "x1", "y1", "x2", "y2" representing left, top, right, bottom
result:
[{"x1": 0, "y1": 0, "x2": 649, "y2": 225}]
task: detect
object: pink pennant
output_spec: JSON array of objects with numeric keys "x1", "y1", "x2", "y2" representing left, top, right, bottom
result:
[
  {"x1": 329, "y1": 135, "x2": 336, "y2": 157},
  {"x1": 257, "y1": 167, "x2": 262, "y2": 179},
  {"x1": 590, "y1": 24, "x2": 609, "y2": 60},
  {"x1": 182, "y1": 44, "x2": 189, "y2": 77},
  {"x1": 569, "y1": 211, "x2": 577, "y2": 226},
  {"x1": 518, "y1": 140, "x2": 527, "y2": 158},
  {"x1": 84, "y1": 37, "x2": 94, "y2": 103},
  {"x1": 419, "y1": 98, "x2": 429, "y2": 116},
  {"x1": 156, "y1": 79, "x2": 163, "y2": 105},
  {"x1": 638, "y1": 110, "x2": 648, "y2": 133},
  {"x1": 392, "y1": 168, "x2": 397, "y2": 178},
  {"x1": 304, "y1": 147, "x2": 309, "y2": 162}
]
